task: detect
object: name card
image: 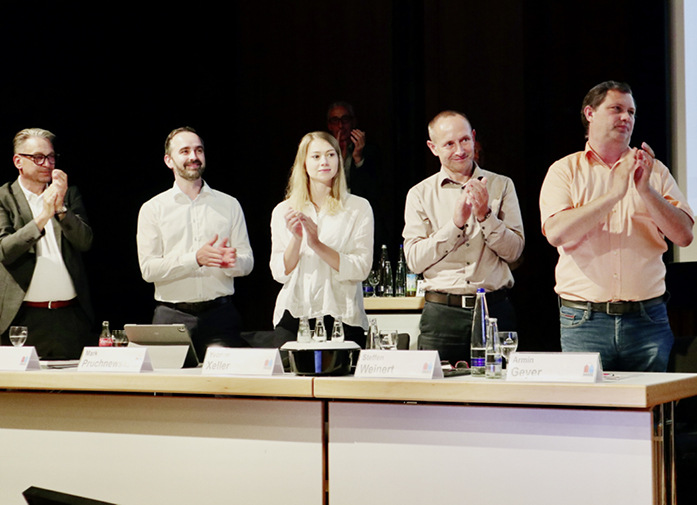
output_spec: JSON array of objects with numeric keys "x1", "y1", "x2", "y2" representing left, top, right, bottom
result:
[
  {"x1": 355, "y1": 350, "x2": 443, "y2": 379},
  {"x1": 202, "y1": 347, "x2": 284, "y2": 376},
  {"x1": 78, "y1": 347, "x2": 154, "y2": 373},
  {"x1": 505, "y1": 352, "x2": 603, "y2": 383},
  {"x1": 0, "y1": 347, "x2": 41, "y2": 371}
]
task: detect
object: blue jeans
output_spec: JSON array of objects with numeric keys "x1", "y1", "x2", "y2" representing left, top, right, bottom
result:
[{"x1": 559, "y1": 299, "x2": 674, "y2": 372}]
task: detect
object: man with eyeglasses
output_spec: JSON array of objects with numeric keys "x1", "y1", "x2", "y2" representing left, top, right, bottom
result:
[
  {"x1": 136, "y1": 127, "x2": 254, "y2": 360},
  {"x1": 0, "y1": 128, "x2": 94, "y2": 359},
  {"x1": 326, "y1": 101, "x2": 386, "y2": 257}
]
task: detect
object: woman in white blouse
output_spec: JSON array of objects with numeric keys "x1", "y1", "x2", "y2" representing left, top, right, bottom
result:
[{"x1": 270, "y1": 131, "x2": 374, "y2": 347}]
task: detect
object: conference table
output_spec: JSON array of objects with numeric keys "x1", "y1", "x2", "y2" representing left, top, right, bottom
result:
[{"x1": 0, "y1": 367, "x2": 694, "y2": 505}]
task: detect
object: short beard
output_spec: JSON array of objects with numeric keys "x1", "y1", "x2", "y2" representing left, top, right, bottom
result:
[{"x1": 176, "y1": 163, "x2": 205, "y2": 181}]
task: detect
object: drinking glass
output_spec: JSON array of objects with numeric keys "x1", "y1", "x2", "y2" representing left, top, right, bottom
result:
[
  {"x1": 368, "y1": 270, "x2": 380, "y2": 297},
  {"x1": 113, "y1": 330, "x2": 129, "y2": 347},
  {"x1": 313, "y1": 319, "x2": 327, "y2": 342},
  {"x1": 331, "y1": 318, "x2": 345, "y2": 342},
  {"x1": 499, "y1": 331, "x2": 518, "y2": 368},
  {"x1": 378, "y1": 330, "x2": 398, "y2": 350},
  {"x1": 9, "y1": 326, "x2": 28, "y2": 347},
  {"x1": 297, "y1": 316, "x2": 312, "y2": 343}
]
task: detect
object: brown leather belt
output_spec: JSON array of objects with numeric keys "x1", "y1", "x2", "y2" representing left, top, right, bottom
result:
[
  {"x1": 425, "y1": 290, "x2": 508, "y2": 309},
  {"x1": 23, "y1": 298, "x2": 76, "y2": 309},
  {"x1": 560, "y1": 295, "x2": 666, "y2": 315}
]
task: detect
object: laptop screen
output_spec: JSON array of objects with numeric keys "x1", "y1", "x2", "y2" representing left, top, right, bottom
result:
[{"x1": 123, "y1": 324, "x2": 200, "y2": 368}]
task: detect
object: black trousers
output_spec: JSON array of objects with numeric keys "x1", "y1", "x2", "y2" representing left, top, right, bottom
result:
[
  {"x1": 1, "y1": 303, "x2": 94, "y2": 360},
  {"x1": 418, "y1": 296, "x2": 516, "y2": 365},
  {"x1": 153, "y1": 298, "x2": 247, "y2": 361}
]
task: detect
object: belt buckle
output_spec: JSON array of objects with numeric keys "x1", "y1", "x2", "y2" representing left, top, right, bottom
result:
[
  {"x1": 606, "y1": 302, "x2": 624, "y2": 316},
  {"x1": 462, "y1": 296, "x2": 475, "y2": 309}
]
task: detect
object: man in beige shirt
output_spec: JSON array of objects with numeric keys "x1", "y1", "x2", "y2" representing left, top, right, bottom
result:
[
  {"x1": 403, "y1": 111, "x2": 525, "y2": 364},
  {"x1": 540, "y1": 81, "x2": 694, "y2": 371}
]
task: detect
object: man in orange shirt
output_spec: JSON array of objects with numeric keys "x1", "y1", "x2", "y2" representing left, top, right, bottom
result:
[{"x1": 540, "y1": 81, "x2": 694, "y2": 371}]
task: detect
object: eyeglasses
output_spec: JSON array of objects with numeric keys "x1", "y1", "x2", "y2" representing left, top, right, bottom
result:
[
  {"x1": 328, "y1": 115, "x2": 353, "y2": 125},
  {"x1": 17, "y1": 153, "x2": 58, "y2": 166}
]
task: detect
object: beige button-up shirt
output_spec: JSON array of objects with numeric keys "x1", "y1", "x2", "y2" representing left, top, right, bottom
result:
[{"x1": 403, "y1": 165, "x2": 525, "y2": 295}]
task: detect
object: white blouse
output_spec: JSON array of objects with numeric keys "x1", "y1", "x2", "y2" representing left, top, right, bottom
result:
[{"x1": 270, "y1": 194, "x2": 374, "y2": 329}]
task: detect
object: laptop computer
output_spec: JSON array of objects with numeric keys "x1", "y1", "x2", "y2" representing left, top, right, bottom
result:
[{"x1": 123, "y1": 324, "x2": 200, "y2": 369}]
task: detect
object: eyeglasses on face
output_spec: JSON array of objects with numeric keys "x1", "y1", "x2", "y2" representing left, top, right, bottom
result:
[
  {"x1": 328, "y1": 115, "x2": 353, "y2": 125},
  {"x1": 18, "y1": 153, "x2": 59, "y2": 166}
]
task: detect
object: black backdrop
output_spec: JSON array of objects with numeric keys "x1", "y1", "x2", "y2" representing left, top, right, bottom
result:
[{"x1": 0, "y1": 1, "x2": 672, "y2": 353}]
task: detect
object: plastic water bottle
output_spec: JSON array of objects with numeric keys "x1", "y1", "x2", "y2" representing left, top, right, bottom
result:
[
  {"x1": 470, "y1": 289, "x2": 488, "y2": 375},
  {"x1": 485, "y1": 317, "x2": 502, "y2": 378}
]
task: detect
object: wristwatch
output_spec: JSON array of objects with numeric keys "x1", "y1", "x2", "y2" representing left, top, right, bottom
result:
[
  {"x1": 477, "y1": 208, "x2": 492, "y2": 222},
  {"x1": 56, "y1": 205, "x2": 68, "y2": 216}
]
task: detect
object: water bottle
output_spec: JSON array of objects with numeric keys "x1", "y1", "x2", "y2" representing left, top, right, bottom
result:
[
  {"x1": 470, "y1": 289, "x2": 488, "y2": 375},
  {"x1": 395, "y1": 245, "x2": 407, "y2": 297},
  {"x1": 367, "y1": 318, "x2": 380, "y2": 349},
  {"x1": 362, "y1": 278, "x2": 374, "y2": 297},
  {"x1": 377, "y1": 245, "x2": 389, "y2": 296},
  {"x1": 314, "y1": 319, "x2": 326, "y2": 342},
  {"x1": 331, "y1": 317, "x2": 345, "y2": 342},
  {"x1": 485, "y1": 317, "x2": 502, "y2": 378},
  {"x1": 383, "y1": 260, "x2": 394, "y2": 297},
  {"x1": 297, "y1": 316, "x2": 312, "y2": 343},
  {"x1": 98, "y1": 320, "x2": 113, "y2": 347}
]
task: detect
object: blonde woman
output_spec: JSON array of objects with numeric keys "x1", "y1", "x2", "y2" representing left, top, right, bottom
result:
[{"x1": 270, "y1": 131, "x2": 373, "y2": 347}]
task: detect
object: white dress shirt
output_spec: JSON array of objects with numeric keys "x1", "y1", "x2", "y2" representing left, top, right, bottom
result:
[
  {"x1": 270, "y1": 194, "x2": 373, "y2": 329},
  {"x1": 18, "y1": 179, "x2": 77, "y2": 302},
  {"x1": 137, "y1": 182, "x2": 254, "y2": 303}
]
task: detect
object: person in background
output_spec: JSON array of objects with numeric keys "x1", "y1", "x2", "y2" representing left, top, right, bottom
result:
[
  {"x1": 403, "y1": 111, "x2": 525, "y2": 364},
  {"x1": 270, "y1": 131, "x2": 373, "y2": 347},
  {"x1": 137, "y1": 127, "x2": 254, "y2": 359},
  {"x1": 540, "y1": 81, "x2": 694, "y2": 372},
  {"x1": 0, "y1": 128, "x2": 94, "y2": 359},
  {"x1": 326, "y1": 101, "x2": 386, "y2": 260}
]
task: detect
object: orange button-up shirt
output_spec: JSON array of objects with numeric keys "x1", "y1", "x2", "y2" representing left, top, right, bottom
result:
[{"x1": 539, "y1": 143, "x2": 693, "y2": 302}]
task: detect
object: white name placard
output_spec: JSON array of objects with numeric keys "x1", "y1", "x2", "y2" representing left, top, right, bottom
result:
[
  {"x1": 202, "y1": 347, "x2": 284, "y2": 376},
  {"x1": 78, "y1": 347, "x2": 154, "y2": 373},
  {"x1": 0, "y1": 347, "x2": 41, "y2": 371},
  {"x1": 505, "y1": 352, "x2": 603, "y2": 383},
  {"x1": 355, "y1": 350, "x2": 443, "y2": 379}
]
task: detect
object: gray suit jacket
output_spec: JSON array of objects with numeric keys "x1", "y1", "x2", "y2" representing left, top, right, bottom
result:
[{"x1": 0, "y1": 179, "x2": 94, "y2": 334}]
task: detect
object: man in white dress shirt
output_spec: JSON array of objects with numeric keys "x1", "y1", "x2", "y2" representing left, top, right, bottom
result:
[{"x1": 137, "y1": 127, "x2": 254, "y2": 359}]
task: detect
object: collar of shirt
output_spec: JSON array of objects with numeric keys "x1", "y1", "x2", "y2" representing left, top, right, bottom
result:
[
  {"x1": 171, "y1": 180, "x2": 214, "y2": 203},
  {"x1": 439, "y1": 163, "x2": 482, "y2": 188},
  {"x1": 17, "y1": 177, "x2": 47, "y2": 208},
  {"x1": 584, "y1": 142, "x2": 632, "y2": 168}
]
